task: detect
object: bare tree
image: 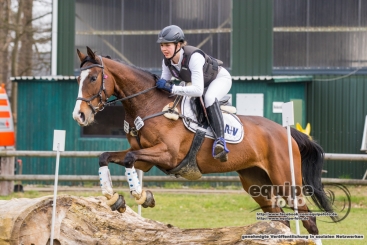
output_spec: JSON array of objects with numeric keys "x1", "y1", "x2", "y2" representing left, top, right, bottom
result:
[
  {"x1": 0, "y1": 0, "x2": 11, "y2": 91},
  {"x1": 0, "y1": 0, "x2": 52, "y2": 114},
  {"x1": 18, "y1": 0, "x2": 34, "y2": 76},
  {"x1": 0, "y1": 0, "x2": 51, "y2": 93},
  {"x1": 10, "y1": 0, "x2": 24, "y2": 79}
]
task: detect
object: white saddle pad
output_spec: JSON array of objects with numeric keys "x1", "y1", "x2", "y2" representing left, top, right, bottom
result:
[{"x1": 181, "y1": 96, "x2": 244, "y2": 144}]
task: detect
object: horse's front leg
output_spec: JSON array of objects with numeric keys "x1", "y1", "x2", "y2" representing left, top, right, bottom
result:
[
  {"x1": 119, "y1": 143, "x2": 174, "y2": 208},
  {"x1": 98, "y1": 144, "x2": 172, "y2": 212},
  {"x1": 98, "y1": 149, "x2": 132, "y2": 213}
]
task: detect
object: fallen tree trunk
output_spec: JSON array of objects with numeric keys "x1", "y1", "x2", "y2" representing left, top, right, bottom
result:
[{"x1": 0, "y1": 195, "x2": 315, "y2": 245}]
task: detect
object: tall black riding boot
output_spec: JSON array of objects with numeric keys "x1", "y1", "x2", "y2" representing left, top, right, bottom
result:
[{"x1": 207, "y1": 99, "x2": 229, "y2": 162}]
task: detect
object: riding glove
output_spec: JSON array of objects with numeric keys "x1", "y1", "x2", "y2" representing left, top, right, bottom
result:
[{"x1": 156, "y1": 79, "x2": 173, "y2": 93}]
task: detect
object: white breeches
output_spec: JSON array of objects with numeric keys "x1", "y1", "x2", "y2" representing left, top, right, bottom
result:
[{"x1": 204, "y1": 68, "x2": 232, "y2": 107}]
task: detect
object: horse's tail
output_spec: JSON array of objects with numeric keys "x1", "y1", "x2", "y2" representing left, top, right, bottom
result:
[{"x1": 290, "y1": 128, "x2": 337, "y2": 221}]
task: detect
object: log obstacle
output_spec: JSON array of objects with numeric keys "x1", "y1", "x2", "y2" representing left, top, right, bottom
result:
[{"x1": 0, "y1": 195, "x2": 315, "y2": 245}]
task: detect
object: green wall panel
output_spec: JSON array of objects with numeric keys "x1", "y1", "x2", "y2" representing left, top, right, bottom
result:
[
  {"x1": 57, "y1": 0, "x2": 75, "y2": 75},
  {"x1": 230, "y1": 80, "x2": 306, "y2": 126},
  {"x1": 307, "y1": 75, "x2": 367, "y2": 179},
  {"x1": 16, "y1": 79, "x2": 130, "y2": 178},
  {"x1": 232, "y1": 0, "x2": 273, "y2": 76}
]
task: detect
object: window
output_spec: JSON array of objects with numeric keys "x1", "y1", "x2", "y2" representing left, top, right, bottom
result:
[
  {"x1": 273, "y1": 0, "x2": 367, "y2": 72},
  {"x1": 75, "y1": 0, "x2": 231, "y2": 74},
  {"x1": 81, "y1": 105, "x2": 126, "y2": 138}
]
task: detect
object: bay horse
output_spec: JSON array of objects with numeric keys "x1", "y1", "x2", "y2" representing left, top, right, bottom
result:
[{"x1": 72, "y1": 47, "x2": 336, "y2": 238}]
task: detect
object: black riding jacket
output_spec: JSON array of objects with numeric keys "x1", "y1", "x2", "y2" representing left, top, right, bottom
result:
[{"x1": 164, "y1": 46, "x2": 223, "y2": 88}]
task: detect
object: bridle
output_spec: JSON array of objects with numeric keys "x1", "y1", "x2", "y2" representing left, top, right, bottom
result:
[
  {"x1": 76, "y1": 55, "x2": 157, "y2": 115},
  {"x1": 76, "y1": 55, "x2": 109, "y2": 114}
]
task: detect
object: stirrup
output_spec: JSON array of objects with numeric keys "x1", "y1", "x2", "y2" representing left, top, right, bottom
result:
[{"x1": 212, "y1": 137, "x2": 229, "y2": 162}]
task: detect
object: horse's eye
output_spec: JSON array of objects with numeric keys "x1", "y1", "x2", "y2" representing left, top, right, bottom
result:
[{"x1": 91, "y1": 76, "x2": 97, "y2": 82}]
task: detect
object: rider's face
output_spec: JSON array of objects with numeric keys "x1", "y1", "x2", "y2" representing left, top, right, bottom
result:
[{"x1": 160, "y1": 42, "x2": 180, "y2": 59}]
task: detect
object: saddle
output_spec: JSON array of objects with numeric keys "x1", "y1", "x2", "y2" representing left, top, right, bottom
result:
[
  {"x1": 163, "y1": 95, "x2": 244, "y2": 144},
  {"x1": 189, "y1": 95, "x2": 236, "y2": 127}
]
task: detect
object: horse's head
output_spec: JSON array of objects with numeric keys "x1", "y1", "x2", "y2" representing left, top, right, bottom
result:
[{"x1": 73, "y1": 47, "x2": 113, "y2": 126}]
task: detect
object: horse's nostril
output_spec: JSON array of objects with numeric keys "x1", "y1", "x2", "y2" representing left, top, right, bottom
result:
[{"x1": 80, "y1": 112, "x2": 85, "y2": 122}]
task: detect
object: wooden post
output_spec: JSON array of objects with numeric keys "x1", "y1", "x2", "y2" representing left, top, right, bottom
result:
[{"x1": 0, "y1": 156, "x2": 15, "y2": 196}]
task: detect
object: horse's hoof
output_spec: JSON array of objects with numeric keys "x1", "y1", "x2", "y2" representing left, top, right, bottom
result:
[
  {"x1": 112, "y1": 195, "x2": 126, "y2": 213},
  {"x1": 142, "y1": 190, "x2": 155, "y2": 208},
  {"x1": 107, "y1": 193, "x2": 126, "y2": 213}
]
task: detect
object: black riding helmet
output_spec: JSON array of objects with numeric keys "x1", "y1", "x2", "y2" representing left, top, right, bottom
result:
[
  {"x1": 157, "y1": 25, "x2": 185, "y2": 43},
  {"x1": 157, "y1": 25, "x2": 185, "y2": 61}
]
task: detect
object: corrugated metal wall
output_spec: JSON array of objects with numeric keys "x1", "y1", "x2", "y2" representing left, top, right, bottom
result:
[
  {"x1": 307, "y1": 75, "x2": 367, "y2": 179},
  {"x1": 16, "y1": 79, "x2": 130, "y2": 178},
  {"x1": 231, "y1": 0, "x2": 273, "y2": 76}
]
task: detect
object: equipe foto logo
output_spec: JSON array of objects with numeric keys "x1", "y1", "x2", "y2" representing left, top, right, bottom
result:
[
  {"x1": 249, "y1": 183, "x2": 351, "y2": 222},
  {"x1": 248, "y1": 182, "x2": 313, "y2": 208}
]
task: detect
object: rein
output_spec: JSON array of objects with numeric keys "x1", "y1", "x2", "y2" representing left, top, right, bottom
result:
[
  {"x1": 76, "y1": 55, "x2": 157, "y2": 114},
  {"x1": 104, "y1": 86, "x2": 157, "y2": 106}
]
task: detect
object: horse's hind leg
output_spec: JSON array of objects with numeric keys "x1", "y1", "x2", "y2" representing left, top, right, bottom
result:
[
  {"x1": 301, "y1": 207, "x2": 318, "y2": 235},
  {"x1": 271, "y1": 177, "x2": 320, "y2": 235},
  {"x1": 285, "y1": 197, "x2": 321, "y2": 244},
  {"x1": 237, "y1": 168, "x2": 290, "y2": 228}
]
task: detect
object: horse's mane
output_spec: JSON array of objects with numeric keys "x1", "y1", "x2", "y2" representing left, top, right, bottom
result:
[
  {"x1": 104, "y1": 56, "x2": 159, "y2": 81},
  {"x1": 80, "y1": 54, "x2": 159, "y2": 81},
  {"x1": 80, "y1": 56, "x2": 99, "y2": 68}
]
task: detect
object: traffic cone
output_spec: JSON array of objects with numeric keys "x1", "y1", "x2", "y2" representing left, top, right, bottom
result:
[{"x1": 0, "y1": 83, "x2": 15, "y2": 148}]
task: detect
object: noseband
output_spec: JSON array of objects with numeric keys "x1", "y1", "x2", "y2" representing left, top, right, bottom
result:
[{"x1": 76, "y1": 56, "x2": 109, "y2": 114}]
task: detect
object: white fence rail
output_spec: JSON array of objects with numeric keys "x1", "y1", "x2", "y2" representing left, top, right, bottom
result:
[
  {"x1": 0, "y1": 175, "x2": 366, "y2": 185},
  {"x1": 1, "y1": 151, "x2": 367, "y2": 185},
  {"x1": 0, "y1": 151, "x2": 103, "y2": 158},
  {"x1": 1, "y1": 151, "x2": 367, "y2": 160}
]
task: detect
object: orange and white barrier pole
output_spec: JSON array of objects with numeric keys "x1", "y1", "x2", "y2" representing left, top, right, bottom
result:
[
  {"x1": 0, "y1": 83, "x2": 15, "y2": 149},
  {"x1": 0, "y1": 83, "x2": 15, "y2": 196}
]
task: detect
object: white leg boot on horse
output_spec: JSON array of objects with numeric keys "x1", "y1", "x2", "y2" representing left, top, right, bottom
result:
[
  {"x1": 125, "y1": 167, "x2": 147, "y2": 205},
  {"x1": 207, "y1": 99, "x2": 229, "y2": 162},
  {"x1": 99, "y1": 166, "x2": 126, "y2": 213}
]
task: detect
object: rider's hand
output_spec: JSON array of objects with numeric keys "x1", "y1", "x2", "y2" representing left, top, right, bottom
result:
[{"x1": 156, "y1": 79, "x2": 173, "y2": 93}]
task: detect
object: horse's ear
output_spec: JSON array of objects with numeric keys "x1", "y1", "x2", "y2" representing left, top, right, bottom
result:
[
  {"x1": 86, "y1": 46, "x2": 96, "y2": 60},
  {"x1": 77, "y1": 49, "x2": 86, "y2": 62}
]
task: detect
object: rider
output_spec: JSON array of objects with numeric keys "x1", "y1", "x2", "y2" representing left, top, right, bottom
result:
[{"x1": 156, "y1": 25, "x2": 232, "y2": 162}]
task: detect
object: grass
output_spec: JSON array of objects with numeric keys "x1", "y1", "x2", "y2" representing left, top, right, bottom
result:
[{"x1": 1, "y1": 185, "x2": 366, "y2": 245}]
